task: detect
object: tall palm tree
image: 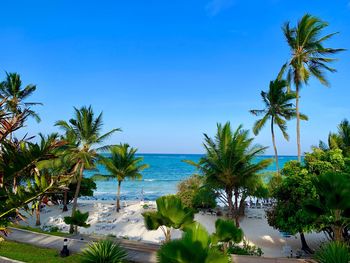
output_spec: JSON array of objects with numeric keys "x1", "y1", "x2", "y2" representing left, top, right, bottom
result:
[
  {"x1": 99, "y1": 144, "x2": 148, "y2": 211},
  {"x1": 250, "y1": 79, "x2": 308, "y2": 174},
  {"x1": 0, "y1": 72, "x2": 42, "y2": 123},
  {"x1": 189, "y1": 122, "x2": 271, "y2": 226},
  {"x1": 280, "y1": 14, "x2": 344, "y2": 162},
  {"x1": 55, "y1": 106, "x2": 120, "y2": 233}
]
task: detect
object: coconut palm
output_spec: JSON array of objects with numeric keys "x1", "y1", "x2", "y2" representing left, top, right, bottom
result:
[
  {"x1": 142, "y1": 195, "x2": 194, "y2": 242},
  {"x1": 55, "y1": 106, "x2": 120, "y2": 233},
  {"x1": 279, "y1": 14, "x2": 344, "y2": 162},
  {"x1": 98, "y1": 144, "x2": 148, "y2": 212},
  {"x1": 189, "y1": 122, "x2": 271, "y2": 226},
  {"x1": 157, "y1": 222, "x2": 228, "y2": 263},
  {"x1": 250, "y1": 79, "x2": 308, "y2": 174},
  {"x1": 0, "y1": 72, "x2": 41, "y2": 123}
]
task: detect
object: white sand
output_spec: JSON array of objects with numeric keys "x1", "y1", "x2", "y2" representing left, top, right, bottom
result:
[{"x1": 19, "y1": 201, "x2": 328, "y2": 257}]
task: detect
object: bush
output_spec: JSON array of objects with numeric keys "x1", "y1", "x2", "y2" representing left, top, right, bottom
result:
[
  {"x1": 177, "y1": 174, "x2": 202, "y2": 208},
  {"x1": 50, "y1": 178, "x2": 96, "y2": 205},
  {"x1": 193, "y1": 187, "x2": 217, "y2": 209},
  {"x1": 81, "y1": 239, "x2": 127, "y2": 263},
  {"x1": 177, "y1": 174, "x2": 216, "y2": 210},
  {"x1": 314, "y1": 241, "x2": 350, "y2": 263}
]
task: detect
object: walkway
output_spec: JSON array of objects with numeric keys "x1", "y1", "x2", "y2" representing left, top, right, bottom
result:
[{"x1": 4, "y1": 227, "x2": 313, "y2": 263}]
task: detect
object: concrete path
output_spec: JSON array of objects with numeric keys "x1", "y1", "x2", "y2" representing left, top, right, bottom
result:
[
  {"x1": 6, "y1": 227, "x2": 158, "y2": 262},
  {"x1": 0, "y1": 256, "x2": 25, "y2": 263},
  {"x1": 4, "y1": 227, "x2": 314, "y2": 263}
]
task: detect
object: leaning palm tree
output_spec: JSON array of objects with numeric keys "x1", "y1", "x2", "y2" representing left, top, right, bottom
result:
[
  {"x1": 98, "y1": 144, "x2": 148, "y2": 212},
  {"x1": 250, "y1": 79, "x2": 308, "y2": 174},
  {"x1": 279, "y1": 14, "x2": 344, "y2": 162},
  {"x1": 55, "y1": 106, "x2": 120, "y2": 233},
  {"x1": 0, "y1": 72, "x2": 42, "y2": 123},
  {"x1": 188, "y1": 122, "x2": 271, "y2": 226}
]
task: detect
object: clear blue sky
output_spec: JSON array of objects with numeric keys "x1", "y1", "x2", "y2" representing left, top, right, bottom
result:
[{"x1": 1, "y1": 1, "x2": 349, "y2": 154}]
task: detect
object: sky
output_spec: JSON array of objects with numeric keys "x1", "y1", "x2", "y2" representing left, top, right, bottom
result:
[{"x1": 0, "y1": 0, "x2": 349, "y2": 154}]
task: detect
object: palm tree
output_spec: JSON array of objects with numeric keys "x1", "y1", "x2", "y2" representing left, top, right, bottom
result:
[
  {"x1": 280, "y1": 14, "x2": 344, "y2": 162},
  {"x1": 55, "y1": 106, "x2": 120, "y2": 233},
  {"x1": 189, "y1": 122, "x2": 271, "y2": 226},
  {"x1": 142, "y1": 195, "x2": 194, "y2": 242},
  {"x1": 98, "y1": 144, "x2": 148, "y2": 212},
  {"x1": 250, "y1": 79, "x2": 308, "y2": 174},
  {"x1": 0, "y1": 72, "x2": 42, "y2": 123}
]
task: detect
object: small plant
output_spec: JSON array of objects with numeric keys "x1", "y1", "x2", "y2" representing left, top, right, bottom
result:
[
  {"x1": 227, "y1": 239, "x2": 263, "y2": 256},
  {"x1": 81, "y1": 239, "x2": 127, "y2": 263},
  {"x1": 142, "y1": 204, "x2": 149, "y2": 209},
  {"x1": 314, "y1": 241, "x2": 350, "y2": 263},
  {"x1": 64, "y1": 210, "x2": 90, "y2": 235},
  {"x1": 212, "y1": 218, "x2": 243, "y2": 253},
  {"x1": 47, "y1": 226, "x2": 60, "y2": 232}
]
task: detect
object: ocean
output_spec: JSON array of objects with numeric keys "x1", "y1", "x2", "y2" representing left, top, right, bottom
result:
[{"x1": 84, "y1": 154, "x2": 297, "y2": 201}]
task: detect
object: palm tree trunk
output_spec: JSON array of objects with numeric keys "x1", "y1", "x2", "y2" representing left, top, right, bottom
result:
[
  {"x1": 62, "y1": 189, "x2": 68, "y2": 212},
  {"x1": 117, "y1": 180, "x2": 121, "y2": 212},
  {"x1": 296, "y1": 86, "x2": 301, "y2": 162},
  {"x1": 226, "y1": 190, "x2": 234, "y2": 219},
  {"x1": 234, "y1": 189, "x2": 240, "y2": 227},
  {"x1": 35, "y1": 205, "x2": 41, "y2": 226},
  {"x1": 300, "y1": 231, "x2": 313, "y2": 254},
  {"x1": 271, "y1": 117, "x2": 280, "y2": 174},
  {"x1": 69, "y1": 162, "x2": 84, "y2": 234}
]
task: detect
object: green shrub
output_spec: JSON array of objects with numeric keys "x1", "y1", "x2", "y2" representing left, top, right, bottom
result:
[
  {"x1": 314, "y1": 241, "x2": 350, "y2": 263},
  {"x1": 227, "y1": 239, "x2": 263, "y2": 256},
  {"x1": 193, "y1": 187, "x2": 217, "y2": 209},
  {"x1": 80, "y1": 239, "x2": 127, "y2": 263}
]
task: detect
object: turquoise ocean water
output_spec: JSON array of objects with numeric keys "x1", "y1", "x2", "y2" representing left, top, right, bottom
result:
[{"x1": 84, "y1": 154, "x2": 297, "y2": 201}]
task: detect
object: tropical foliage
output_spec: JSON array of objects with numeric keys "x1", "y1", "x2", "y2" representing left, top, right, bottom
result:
[
  {"x1": 304, "y1": 172, "x2": 350, "y2": 242},
  {"x1": 314, "y1": 241, "x2": 350, "y2": 263},
  {"x1": 55, "y1": 105, "x2": 120, "y2": 232},
  {"x1": 98, "y1": 144, "x2": 148, "y2": 211},
  {"x1": 80, "y1": 239, "x2": 127, "y2": 263},
  {"x1": 157, "y1": 222, "x2": 228, "y2": 263},
  {"x1": 142, "y1": 195, "x2": 194, "y2": 242}
]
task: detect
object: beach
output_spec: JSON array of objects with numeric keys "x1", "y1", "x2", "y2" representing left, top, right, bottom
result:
[{"x1": 19, "y1": 200, "x2": 327, "y2": 258}]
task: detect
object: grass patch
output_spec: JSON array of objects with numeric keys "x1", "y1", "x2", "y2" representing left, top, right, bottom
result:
[
  {"x1": 10, "y1": 224, "x2": 71, "y2": 237},
  {"x1": 0, "y1": 240, "x2": 81, "y2": 262}
]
